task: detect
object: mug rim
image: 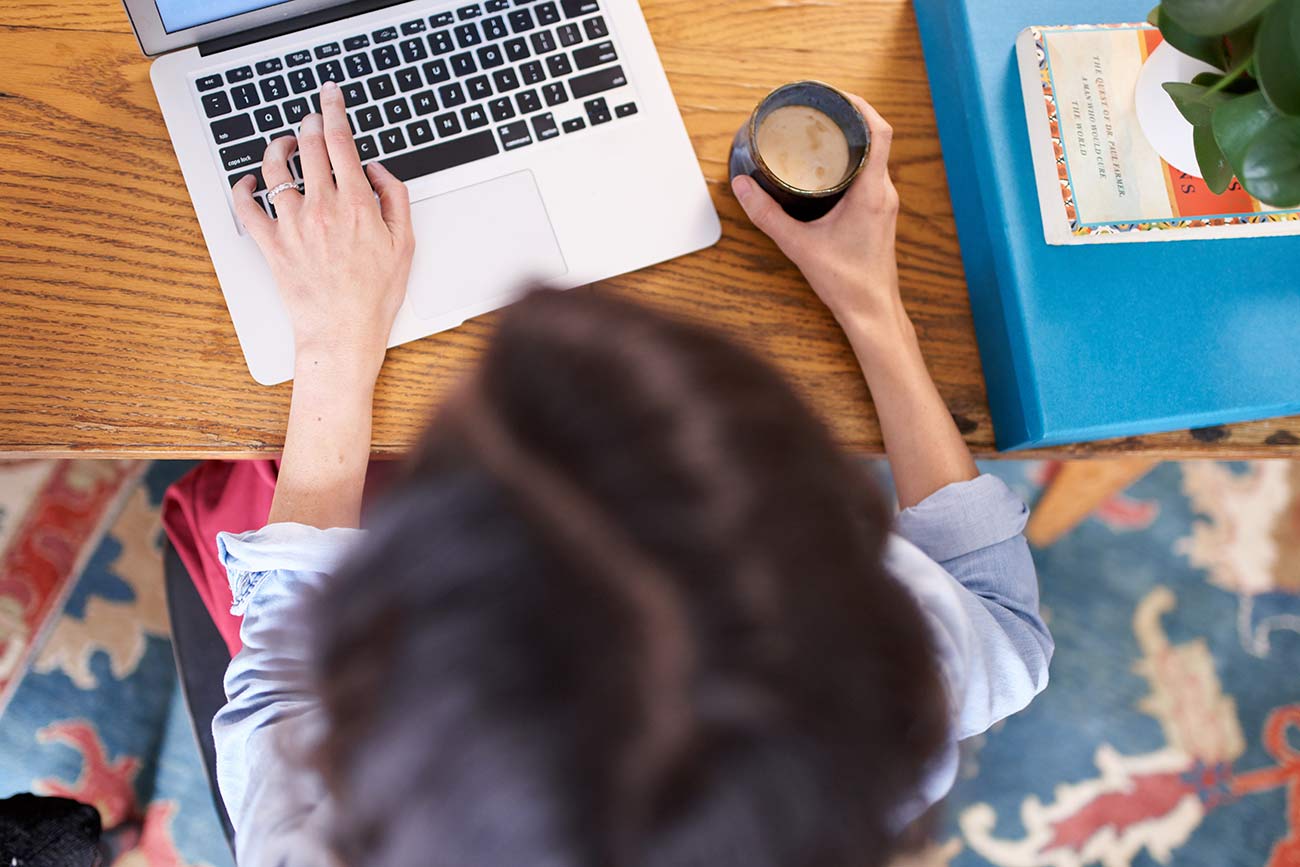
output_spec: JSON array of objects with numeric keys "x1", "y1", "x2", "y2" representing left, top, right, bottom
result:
[{"x1": 746, "y1": 80, "x2": 870, "y2": 198}]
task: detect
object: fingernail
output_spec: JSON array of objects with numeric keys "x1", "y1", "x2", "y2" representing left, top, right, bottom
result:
[
  {"x1": 323, "y1": 81, "x2": 338, "y2": 91},
  {"x1": 732, "y1": 174, "x2": 753, "y2": 200}
]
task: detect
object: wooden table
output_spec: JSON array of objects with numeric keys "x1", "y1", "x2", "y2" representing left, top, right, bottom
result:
[{"x1": 3, "y1": 0, "x2": 1298, "y2": 539}]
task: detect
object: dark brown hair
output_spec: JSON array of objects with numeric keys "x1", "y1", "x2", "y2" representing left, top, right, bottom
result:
[{"x1": 309, "y1": 288, "x2": 948, "y2": 866}]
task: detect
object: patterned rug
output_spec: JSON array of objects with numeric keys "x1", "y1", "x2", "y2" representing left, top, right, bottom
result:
[{"x1": 0, "y1": 459, "x2": 1297, "y2": 866}]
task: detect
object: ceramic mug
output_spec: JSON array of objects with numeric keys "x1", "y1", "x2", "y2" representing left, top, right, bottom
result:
[{"x1": 729, "y1": 81, "x2": 871, "y2": 222}]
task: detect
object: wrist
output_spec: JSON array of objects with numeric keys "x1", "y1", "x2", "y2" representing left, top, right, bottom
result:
[{"x1": 293, "y1": 340, "x2": 386, "y2": 391}]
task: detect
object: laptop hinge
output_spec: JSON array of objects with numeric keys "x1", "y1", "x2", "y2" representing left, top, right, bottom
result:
[{"x1": 198, "y1": 0, "x2": 417, "y2": 56}]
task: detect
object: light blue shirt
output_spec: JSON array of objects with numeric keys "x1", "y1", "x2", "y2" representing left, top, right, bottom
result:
[{"x1": 214, "y1": 474, "x2": 1052, "y2": 866}]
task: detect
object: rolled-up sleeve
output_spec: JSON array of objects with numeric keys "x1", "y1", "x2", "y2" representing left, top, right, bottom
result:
[
  {"x1": 213, "y1": 522, "x2": 365, "y2": 867},
  {"x1": 893, "y1": 475, "x2": 1053, "y2": 741}
]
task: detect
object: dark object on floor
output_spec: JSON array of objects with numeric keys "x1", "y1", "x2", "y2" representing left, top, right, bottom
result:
[
  {"x1": 163, "y1": 538, "x2": 236, "y2": 850},
  {"x1": 0, "y1": 793, "x2": 103, "y2": 867}
]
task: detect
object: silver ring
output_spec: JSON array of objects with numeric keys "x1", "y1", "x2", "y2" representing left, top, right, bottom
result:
[{"x1": 265, "y1": 181, "x2": 299, "y2": 205}]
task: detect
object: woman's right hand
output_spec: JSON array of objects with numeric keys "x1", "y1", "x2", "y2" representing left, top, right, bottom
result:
[{"x1": 731, "y1": 93, "x2": 903, "y2": 332}]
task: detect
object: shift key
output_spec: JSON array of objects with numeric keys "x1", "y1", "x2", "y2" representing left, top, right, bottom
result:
[
  {"x1": 568, "y1": 65, "x2": 627, "y2": 99},
  {"x1": 219, "y1": 137, "x2": 267, "y2": 171}
]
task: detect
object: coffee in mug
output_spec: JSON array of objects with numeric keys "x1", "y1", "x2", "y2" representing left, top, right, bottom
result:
[{"x1": 730, "y1": 81, "x2": 870, "y2": 222}]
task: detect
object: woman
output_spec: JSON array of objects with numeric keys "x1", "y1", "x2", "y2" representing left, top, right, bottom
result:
[{"x1": 213, "y1": 80, "x2": 1051, "y2": 866}]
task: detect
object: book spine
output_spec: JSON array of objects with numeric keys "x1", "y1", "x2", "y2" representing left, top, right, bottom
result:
[{"x1": 911, "y1": 0, "x2": 1043, "y2": 449}]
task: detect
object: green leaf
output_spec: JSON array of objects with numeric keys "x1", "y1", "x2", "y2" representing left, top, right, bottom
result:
[
  {"x1": 1255, "y1": 0, "x2": 1300, "y2": 114},
  {"x1": 1241, "y1": 113, "x2": 1300, "y2": 204},
  {"x1": 1158, "y1": 6, "x2": 1228, "y2": 67},
  {"x1": 1163, "y1": 0, "x2": 1276, "y2": 36},
  {"x1": 1164, "y1": 82, "x2": 1233, "y2": 124},
  {"x1": 1212, "y1": 91, "x2": 1280, "y2": 178},
  {"x1": 1194, "y1": 121, "x2": 1234, "y2": 192}
]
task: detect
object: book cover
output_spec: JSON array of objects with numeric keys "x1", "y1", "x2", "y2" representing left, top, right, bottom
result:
[{"x1": 1016, "y1": 23, "x2": 1300, "y2": 245}]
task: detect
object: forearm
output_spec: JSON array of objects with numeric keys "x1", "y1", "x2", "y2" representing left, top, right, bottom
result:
[
  {"x1": 838, "y1": 301, "x2": 977, "y2": 508},
  {"x1": 268, "y1": 347, "x2": 382, "y2": 528}
]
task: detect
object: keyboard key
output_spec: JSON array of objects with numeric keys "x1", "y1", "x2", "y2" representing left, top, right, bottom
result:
[
  {"x1": 569, "y1": 64, "x2": 625, "y2": 98},
  {"x1": 536, "y1": 1, "x2": 560, "y2": 24},
  {"x1": 231, "y1": 84, "x2": 260, "y2": 109},
  {"x1": 542, "y1": 81, "x2": 568, "y2": 105},
  {"x1": 489, "y1": 96, "x2": 516, "y2": 121},
  {"x1": 202, "y1": 91, "x2": 232, "y2": 117},
  {"x1": 379, "y1": 134, "x2": 498, "y2": 183},
  {"x1": 515, "y1": 88, "x2": 541, "y2": 113},
  {"x1": 220, "y1": 138, "x2": 267, "y2": 171},
  {"x1": 196, "y1": 74, "x2": 223, "y2": 92},
  {"x1": 486, "y1": 0, "x2": 510, "y2": 9},
  {"x1": 455, "y1": 23, "x2": 482, "y2": 48},
  {"x1": 211, "y1": 113, "x2": 254, "y2": 143},
  {"x1": 291, "y1": 154, "x2": 303, "y2": 178},
  {"x1": 462, "y1": 104, "x2": 489, "y2": 129},
  {"x1": 483, "y1": 16, "x2": 508, "y2": 39},
  {"x1": 228, "y1": 167, "x2": 266, "y2": 192},
  {"x1": 317, "y1": 60, "x2": 345, "y2": 83},
  {"x1": 270, "y1": 129, "x2": 297, "y2": 142},
  {"x1": 498, "y1": 120, "x2": 532, "y2": 149},
  {"x1": 344, "y1": 35, "x2": 370, "y2": 51},
  {"x1": 383, "y1": 98, "x2": 412, "y2": 124},
  {"x1": 259, "y1": 75, "x2": 288, "y2": 101},
  {"x1": 285, "y1": 97, "x2": 311, "y2": 122},
  {"x1": 545, "y1": 54, "x2": 572, "y2": 77},
  {"x1": 531, "y1": 111, "x2": 559, "y2": 140},
  {"x1": 434, "y1": 112, "x2": 462, "y2": 136},
  {"x1": 226, "y1": 65, "x2": 254, "y2": 83},
  {"x1": 255, "y1": 104, "x2": 285, "y2": 131},
  {"x1": 561, "y1": 0, "x2": 599, "y2": 16},
  {"x1": 431, "y1": 11, "x2": 455, "y2": 25},
  {"x1": 374, "y1": 45, "x2": 400, "y2": 69},
  {"x1": 373, "y1": 26, "x2": 399, "y2": 42},
  {"x1": 423, "y1": 59, "x2": 451, "y2": 83},
  {"x1": 315, "y1": 42, "x2": 341, "y2": 58},
  {"x1": 439, "y1": 82, "x2": 468, "y2": 106},
  {"x1": 355, "y1": 134, "x2": 379, "y2": 159},
  {"x1": 401, "y1": 37, "x2": 429, "y2": 63},
  {"x1": 555, "y1": 24, "x2": 580, "y2": 47},
  {"x1": 341, "y1": 82, "x2": 368, "y2": 106},
  {"x1": 256, "y1": 193, "x2": 276, "y2": 218},
  {"x1": 380, "y1": 127, "x2": 408, "y2": 152},
  {"x1": 429, "y1": 30, "x2": 455, "y2": 53},
  {"x1": 407, "y1": 119, "x2": 435, "y2": 145},
  {"x1": 357, "y1": 105, "x2": 384, "y2": 131},
  {"x1": 573, "y1": 41, "x2": 616, "y2": 69},
  {"x1": 477, "y1": 44, "x2": 504, "y2": 68},
  {"x1": 520, "y1": 60, "x2": 545, "y2": 84},
  {"x1": 504, "y1": 37, "x2": 530, "y2": 61},
  {"x1": 466, "y1": 75, "x2": 492, "y2": 100},
  {"x1": 289, "y1": 68, "x2": 317, "y2": 93},
  {"x1": 451, "y1": 52, "x2": 477, "y2": 76},
  {"x1": 457, "y1": 3, "x2": 482, "y2": 19},
  {"x1": 412, "y1": 89, "x2": 439, "y2": 114},
  {"x1": 286, "y1": 49, "x2": 312, "y2": 66},
  {"x1": 255, "y1": 58, "x2": 283, "y2": 75},
  {"x1": 562, "y1": 116, "x2": 585, "y2": 133},
  {"x1": 396, "y1": 67, "x2": 423, "y2": 91},
  {"x1": 345, "y1": 53, "x2": 373, "y2": 77},
  {"x1": 508, "y1": 9, "x2": 535, "y2": 32},
  {"x1": 615, "y1": 101, "x2": 637, "y2": 118},
  {"x1": 533, "y1": 29, "x2": 559, "y2": 53},
  {"x1": 584, "y1": 96, "x2": 611, "y2": 124},
  {"x1": 494, "y1": 67, "x2": 521, "y2": 92},
  {"x1": 368, "y1": 74, "x2": 396, "y2": 100},
  {"x1": 583, "y1": 15, "x2": 608, "y2": 38},
  {"x1": 311, "y1": 93, "x2": 322, "y2": 111},
  {"x1": 402, "y1": 19, "x2": 428, "y2": 34}
]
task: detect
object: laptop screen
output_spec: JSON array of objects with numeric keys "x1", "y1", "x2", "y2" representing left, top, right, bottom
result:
[{"x1": 154, "y1": 0, "x2": 296, "y2": 33}]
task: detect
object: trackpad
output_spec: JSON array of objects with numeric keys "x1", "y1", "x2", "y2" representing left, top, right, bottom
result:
[{"x1": 406, "y1": 170, "x2": 568, "y2": 320}]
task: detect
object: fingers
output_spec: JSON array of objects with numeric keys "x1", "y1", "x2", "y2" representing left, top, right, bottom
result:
[
  {"x1": 260, "y1": 134, "x2": 302, "y2": 216},
  {"x1": 843, "y1": 92, "x2": 893, "y2": 182},
  {"x1": 366, "y1": 161, "x2": 413, "y2": 243},
  {"x1": 232, "y1": 174, "x2": 275, "y2": 243},
  {"x1": 319, "y1": 81, "x2": 368, "y2": 192},
  {"x1": 295, "y1": 112, "x2": 334, "y2": 198},
  {"x1": 731, "y1": 174, "x2": 802, "y2": 249}
]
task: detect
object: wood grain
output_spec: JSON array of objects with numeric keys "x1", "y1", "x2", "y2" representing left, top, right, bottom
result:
[{"x1": 2, "y1": 0, "x2": 1298, "y2": 459}]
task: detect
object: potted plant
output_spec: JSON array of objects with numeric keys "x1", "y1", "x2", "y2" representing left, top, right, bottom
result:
[{"x1": 1151, "y1": 0, "x2": 1300, "y2": 206}]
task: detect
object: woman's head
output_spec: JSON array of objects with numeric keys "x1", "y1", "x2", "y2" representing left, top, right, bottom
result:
[{"x1": 310, "y1": 289, "x2": 947, "y2": 866}]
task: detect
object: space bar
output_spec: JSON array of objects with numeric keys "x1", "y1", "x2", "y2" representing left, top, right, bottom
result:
[{"x1": 375, "y1": 131, "x2": 501, "y2": 183}]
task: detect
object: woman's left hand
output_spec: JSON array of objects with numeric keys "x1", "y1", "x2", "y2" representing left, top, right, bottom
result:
[{"x1": 232, "y1": 80, "x2": 415, "y2": 379}]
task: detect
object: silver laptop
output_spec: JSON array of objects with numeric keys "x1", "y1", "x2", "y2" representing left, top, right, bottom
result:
[{"x1": 127, "y1": 0, "x2": 720, "y2": 384}]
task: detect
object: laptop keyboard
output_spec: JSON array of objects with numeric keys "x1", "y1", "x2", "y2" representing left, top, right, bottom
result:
[{"x1": 196, "y1": 0, "x2": 637, "y2": 217}]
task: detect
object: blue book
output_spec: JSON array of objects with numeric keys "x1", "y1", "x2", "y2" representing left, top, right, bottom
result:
[{"x1": 912, "y1": 0, "x2": 1300, "y2": 450}]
